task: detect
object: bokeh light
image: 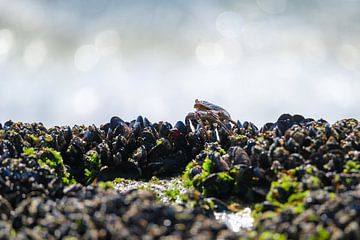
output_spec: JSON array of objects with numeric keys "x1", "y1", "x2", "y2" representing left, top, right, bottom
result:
[
  {"x1": 195, "y1": 42, "x2": 224, "y2": 66},
  {"x1": 217, "y1": 38, "x2": 243, "y2": 65},
  {"x1": 216, "y1": 12, "x2": 244, "y2": 39},
  {"x1": 337, "y1": 44, "x2": 359, "y2": 71},
  {"x1": 0, "y1": 29, "x2": 14, "y2": 62},
  {"x1": 74, "y1": 45, "x2": 99, "y2": 71},
  {"x1": 95, "y1": 30, "x2": 120, "y2": 57},
  {"x1": 23, "y1": 40, "x2": 47, "y2": 68}
]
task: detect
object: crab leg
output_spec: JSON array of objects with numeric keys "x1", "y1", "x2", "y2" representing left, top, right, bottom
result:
[
  {"x1": 205, "y1": 111, "x2": 232, "y2": 134},
  {"x1": 190, "y1": 110, "x2": 232, "y2": 135},
  {"x1": 185, "y1": 113, "x2": 198, "y2": 132}
]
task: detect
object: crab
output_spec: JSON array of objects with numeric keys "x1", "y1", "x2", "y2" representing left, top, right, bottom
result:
[{"x1": 185, "y1": 99, "x2": 236, "y2": 134}]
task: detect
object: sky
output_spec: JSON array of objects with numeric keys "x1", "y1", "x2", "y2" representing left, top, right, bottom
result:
[{"x1": 0, "y1": 0, "x2": 359, "y2": 127}]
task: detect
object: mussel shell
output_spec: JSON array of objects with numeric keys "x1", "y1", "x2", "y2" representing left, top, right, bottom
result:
[
  {"x1": 236, "y1": 120, "x2": 242, "y2": 129},
  {"x1": 276, "y1": 113, "x2": 293, "y2": 134},
  {"x1": 136, "y1": 116, "x2": 144, "y2": 127},
  {"x1": 3, "y1": 120, "x2": 13, "y2": 130},
  {"x1": 132, "y1": 146, "x2": 147, "y2": 165},
  {"x1": 148, "y1": 138, "x2": 172, "y2": 161},
  {"x1": 98, "y1": 161, "x2": 141, "y2": 181},
  {"x1": 245, "y1": 140, "x2": 256, "y2": 156},
  {"x1": 285, "y1": 153, "x2": 305, "y2": 169},
  {"x1": 261, "y1": 122, "x2": 275, "y2": 132},
  {"x1": 206, "y1": 197, "x2": 228, "y2": 212},
  {"x1": 143, "y1": 117, "x2": 152, "y2": 127},
  {"x1": 132, "y1": 121, "x2": 142, "y2": 138},
  {"x1": 189, "y1": 166, "x2": 202, "y2": 179},
  {"x1": 243, "y1": 121, "x2": 258, "y2": 132},
  {"x1": 110, "y1": 116, "x2": 124, "y2": 130},
  {"x1": 202, "y1": 173, "x2": 234, "y2": 197},
  {"x1": 142, "y1": 151, "x2": 187, "y2": 178},
  {"x1": 140, "y1": 130, "x2": 157, "y2": 150},
  {"x1": 292, "y1": 114, "x2": 305, "y2": 125},
  {"x1": 0, "y1": 195, "x2": 12, "y2": 219},
  {"x1": 208, "y1": 152, "x2": 229, "y2": 172},
  {"x1": 174, "y1": 121, "x2": 187, "y2": 135},
  {"x1": 227, "y1": 146, "x2": 251, "y2": 166},
  {"x1": 159, "y1": 122, "x2": 172, "y2": 138},
  {"x1": 83, "y1": 129, "x2": 101, "y2": 143}
]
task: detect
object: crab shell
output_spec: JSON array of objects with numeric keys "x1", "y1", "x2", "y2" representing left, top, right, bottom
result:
[{"x1": 194, "y1": 99, "x2": 232, "y2": 120}]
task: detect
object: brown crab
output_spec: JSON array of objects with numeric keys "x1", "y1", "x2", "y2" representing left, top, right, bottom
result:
[{"x1": 185, "y1": 99, "x2": 236, "y2": 134}]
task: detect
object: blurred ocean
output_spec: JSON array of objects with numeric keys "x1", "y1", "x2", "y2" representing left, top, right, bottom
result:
[{"x1": 0, "y1": 0, "x2": 359, "y2": 127}]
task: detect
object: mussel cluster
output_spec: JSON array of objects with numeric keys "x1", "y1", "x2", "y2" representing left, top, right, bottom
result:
[
  {"x1": 0, "y1": 116, "x2": 198, "y2": 200},
  {"x1": 184, "y1": 115, "x2": 360, "y2": 239},
  {"x1": 0, "y1": 112, "x2": 359, "y2": 239},
  {"x1": 1, "y1": 185, "x2": 236, "y2": 239},
  {"x1": 0, "y1": 116, "x2": 239, "y2": 239}
]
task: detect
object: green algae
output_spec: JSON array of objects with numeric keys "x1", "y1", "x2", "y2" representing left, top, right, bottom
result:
[
  {"x1": 84, "y1": 150, "x2": 101, "y2": 184},
  {"x1": 23, "y1": 147, "x2": 75, "y2": 186}
]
